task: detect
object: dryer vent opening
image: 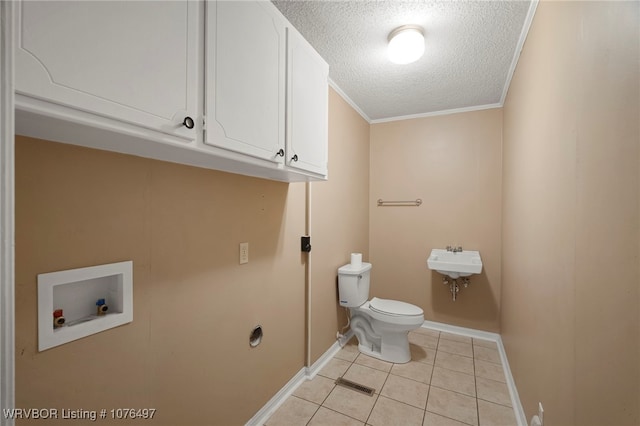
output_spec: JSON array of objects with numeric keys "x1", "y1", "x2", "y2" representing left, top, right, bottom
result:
[{"x1": 249, "y1": 325, "x2": 263, "y2": 347}]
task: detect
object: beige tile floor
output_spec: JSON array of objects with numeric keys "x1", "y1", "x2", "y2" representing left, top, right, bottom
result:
[{"x1": 265, "y1": 328, "x2": 517, "y2": 426}]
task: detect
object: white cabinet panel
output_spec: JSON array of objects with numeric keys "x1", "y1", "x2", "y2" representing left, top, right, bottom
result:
[
  {"x1": 16, "y1": 1, "x2": 201, "y2": 141},
  {"x1": 205, "y1": 1, "x2": 286, "y2": 163},
  {"x1": 14, "y1": 0, "x2": 328, "y2": 182},
  {"x1": 287, "y1": 28, "x2": 329, "y2": 176}
]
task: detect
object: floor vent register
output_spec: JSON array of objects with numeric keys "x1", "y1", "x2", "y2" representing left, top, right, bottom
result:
[{"x1": 334, "y1": 377, "x2": 375, "y2": 396}]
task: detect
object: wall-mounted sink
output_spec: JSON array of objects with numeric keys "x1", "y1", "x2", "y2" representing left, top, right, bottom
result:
[{"x1": 427, "y1": 249, "x2": 482, "y2": 279}]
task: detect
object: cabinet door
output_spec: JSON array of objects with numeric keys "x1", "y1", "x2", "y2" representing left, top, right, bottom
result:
[
  {"x1": 287, "y1": 28, "x2": 329, "y2": 176},
  {"x1": 15, "y1": 1, "x2": 201, "y2": 141},
  {"x1": 205, "y1": 1, "x2": 286, "y2": 163}
]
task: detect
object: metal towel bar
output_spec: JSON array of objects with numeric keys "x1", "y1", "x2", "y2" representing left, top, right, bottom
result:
[{"x1": 377, "y1": 198, "x2": 422, "y2": 207}]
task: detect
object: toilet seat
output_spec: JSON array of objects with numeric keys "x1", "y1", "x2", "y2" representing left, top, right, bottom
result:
[
  {"x1": 369, "y1": 297, "x2": 423, "y2": 317},
  {"x1": 356, "y1": 298, "x2": 424, "y2": 326}
]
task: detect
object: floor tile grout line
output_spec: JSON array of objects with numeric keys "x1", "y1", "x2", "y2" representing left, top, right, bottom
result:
[
  {"x1": 438, "y1": 337, "x2": 475, "y2": 346},
  {"x1": 352, "y1": 358, "x2": 394, "y2": 374},
  {"x1": 317, "y1": 381, "x2": 337, "y2": 408},
  {"x1": 474, "y1": 358, "x2": 503, "y2": 366},
  {"x1": 324, "y1": 335, "x2": 510, "y2": 426},
  {"x1": 422, "y1": 335, "x2": 439, "y2": 426},
  {"x1": 426, "y1": 368, "x2": 480, "y2": 426},
  {"x1": 424, "y1": 408, "x2": 478, "y2": 426},
  {"x1": 432, "y1": 363, "x2": 477, "y2": 378},
  {"x1": 378, "y1": 391, "x2": 429, "y2": 412},
  {"x1": 476, "y1": 375, "x2": 510, "y2": 386},
  {"x1": 268, "y1": 338, "x2": 514, "y2": 426},
  {"x1": 436, "y1": 351, "x2": 474, "y2": 359},
  {"x1": 303, "y1": 403, "x2": 320, "y2": 426},
  {"x1": 362, "y1": 391, "x2": 381, "y2": 425},
  {"x1": 429, "y1": 383, "x2": 476, "y2": 399},
  {"x1": 433, "y1": 355, "x2": 476, "y2": 376},
  {"x1": 337, "y1": 355, "x2": 383, "y2": 425},
  {"x1": 317, "y1": 403, "x2": 373, "y2": 425},
  {"x1": 364, "y1": 349, "x2": 433, "y2": 424},
  {"x1": 376, "y1": 392, "x2": 427, "y2": 412},
  {"x1": 472, "y1": 340, "x2": 481, "y2": 426},
  {"x1": 292, "y1": 381, "x2": 336, "y2": 408},
  {"x1": 387, "y1": 368, "x2": 433, "y2": 385},
  {"x1": 476, "y1": 395, "x2": 514, "y2": 409},
  {"x1": 363, "y1": 362, "x2": 391, "y2": 424}
]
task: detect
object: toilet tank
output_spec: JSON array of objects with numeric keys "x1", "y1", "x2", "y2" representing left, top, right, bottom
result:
[{"x1": 338, "y1": 263, "x2": 372, "y2": 307}]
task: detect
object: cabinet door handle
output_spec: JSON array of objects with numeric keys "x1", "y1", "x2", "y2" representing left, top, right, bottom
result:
[
  {"x1": 183, "y1": 116, "x2": 195, "y2": 129},
  {"x1": 291, "y1": 154, "x2": 298, "y2": 162},
  {"x1": 276, "y1": 149, "x2": 285, "y2": 157}
]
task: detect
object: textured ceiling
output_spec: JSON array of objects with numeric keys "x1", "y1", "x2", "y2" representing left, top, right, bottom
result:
[{"x1": 272, "y1": 0, "x2": 534, "y2": 122}]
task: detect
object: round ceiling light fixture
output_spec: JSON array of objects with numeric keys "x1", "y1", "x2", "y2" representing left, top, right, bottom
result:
[{"x1": 387, "y1": 25, "x2": 425, "y2": 65}]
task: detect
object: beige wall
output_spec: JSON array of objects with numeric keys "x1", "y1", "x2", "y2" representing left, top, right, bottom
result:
[
  {"x1": 15, "y1": 87, "x2": 370, "y2": 424},
  {"x1": 501, "y1": 1, "x2": 639, "y2": 425},
  {"x1": 369, "y1": 109, "x2": 503, "y2": 332},
  {"x1": 309, "y1": 88, "x2": 370, "y2": 363},
  {"x1": 16, "y1": 136, "x2": 307, "y2": 425},
  {"x1": 14, "y1": 3, "x2": 640, "y2": 424}
]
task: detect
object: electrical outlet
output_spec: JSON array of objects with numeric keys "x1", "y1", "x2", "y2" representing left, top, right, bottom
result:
[
  {"x1": 239, "y1": 242, "x2": 249, "y2": 264},
  {"x1": 538, "y1": 402, "x2": 544, "y2": 426}
]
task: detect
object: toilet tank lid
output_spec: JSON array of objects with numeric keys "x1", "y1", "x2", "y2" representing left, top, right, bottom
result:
[
  {"x1": 338, "y1": 263, "x2": 372, "y2": 275},
  {"x1": 369, "y1": 297, "x2": 424, "y2": 316}
]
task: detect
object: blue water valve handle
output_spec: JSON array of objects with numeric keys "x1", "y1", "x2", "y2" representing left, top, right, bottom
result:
[{"x1": 96, "y1": 298, "x2": 108, "y2": 316}]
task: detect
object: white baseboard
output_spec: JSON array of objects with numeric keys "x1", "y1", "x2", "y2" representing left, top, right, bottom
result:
[
  {"x1": 245, "y1": 330, "x2": 354, "y2": 426},
  {"x1": 248, "y1": 323, "x2": 525, "y2": 426},
  {"x1": 498, "y1": 339, "x2": 527, "y2": 426},
  {"x1": 421, "y1": 321, "x2": 526, "y2": 426},
  {"x1": 244, "y1": 367, "x2": 307, "y2": 426},
  {"x1": 306, "y1": 330, "x2": 354, "y2": 379},
  {"x1": 422, "y1": 320, "x2": 501, "y2": 341}
]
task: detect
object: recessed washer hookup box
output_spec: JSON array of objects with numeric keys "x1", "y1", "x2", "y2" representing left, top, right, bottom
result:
[{"x1": 37, "y1": 260, "x2": 133, "y2": 351}]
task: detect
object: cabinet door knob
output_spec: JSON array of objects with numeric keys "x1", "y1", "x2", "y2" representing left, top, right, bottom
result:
[
  {"x1": 291, "y1": 154, "x2": 298, "y2": 162},
  {"x1": 276, "y1": 149, "x2": 285, "y2": 157},
  {"x1": 183, "y1": 116, "x2": 195, "y2": 129}
]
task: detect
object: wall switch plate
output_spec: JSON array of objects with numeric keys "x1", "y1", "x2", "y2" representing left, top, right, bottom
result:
[{"x1": 239, "y1": 242, "x2": 249, "y2": 264}]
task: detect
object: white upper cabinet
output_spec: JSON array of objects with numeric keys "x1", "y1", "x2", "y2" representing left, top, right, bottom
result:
[
  {"x1": 206, "y1": 1, "x2": 329, "y2": 178},
  {"x1": 15, "y1": 1, "x2": 201, "y2": 142},
  {"x1": 286, "y1": 28, "x2": 329, "y2": 176},
  {"x1": 13, "y1": 0, "x2": 328, "y2": 182},
  {"x1": 205, "y1": 1, "x2": 286, "y2": 164}
]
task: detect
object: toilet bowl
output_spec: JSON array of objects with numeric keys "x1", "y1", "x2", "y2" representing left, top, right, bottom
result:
[
  {"x1": 338, "y1": 262, "x2": 424, "y2": 363},
  {"x1": 351, "y1": 297, "x2": 424, "y2": 363}
]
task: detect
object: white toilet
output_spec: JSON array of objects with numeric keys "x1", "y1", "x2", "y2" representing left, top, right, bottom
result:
[{"x1": 338, "y1": 262, "x2": 424, "y2": 363}]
